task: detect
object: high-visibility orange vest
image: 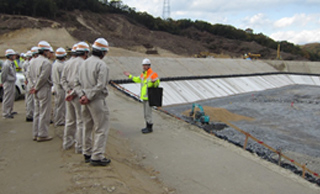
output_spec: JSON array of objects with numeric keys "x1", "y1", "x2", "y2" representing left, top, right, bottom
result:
[{"x1": 129, "y1": 68, "x2": 160, "y2": 100}]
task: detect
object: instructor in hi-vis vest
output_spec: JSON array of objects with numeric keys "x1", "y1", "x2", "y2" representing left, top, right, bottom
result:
[{"x1": 124, "y1": 58, "x2": 160, "y2": 134}]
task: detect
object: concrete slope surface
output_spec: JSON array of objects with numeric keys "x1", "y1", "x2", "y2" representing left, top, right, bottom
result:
[
  {"x1": 118, "y1": 74, "x2": 320, "y2": 106},
  {"x1": 105, "y1": 57, "x2": 280, "y2": 80}
]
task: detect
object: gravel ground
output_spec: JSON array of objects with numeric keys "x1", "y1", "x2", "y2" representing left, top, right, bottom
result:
[{"x1": 163, "y1": 85, "x2": 320, "y2": 185}]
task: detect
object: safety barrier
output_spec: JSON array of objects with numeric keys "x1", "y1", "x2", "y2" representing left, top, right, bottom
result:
[
  {"x1": 157, "y1": 106, "x2": 320, "y2": 184},
  {"x1": 222, "y1": 120, "x2": 319, "y2": 180},
  {"x1": 110, "y1": 80, "x2": 320, "y2": 186}
]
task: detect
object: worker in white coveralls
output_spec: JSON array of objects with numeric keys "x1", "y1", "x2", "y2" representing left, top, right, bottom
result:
[
  {"x1": 29, "y1": 41, "x2": 53, "y2": 142},
  {"x1": 48, "y1": 47, "x2": 55, "y2": 61},
  {"x1": 20, "y1": 53, "x2": 28, "y2": 71},
  {"x1": 51, "y1": 47, "x2": 67, "y2": 126},
  {"x1": 22, "y1": 51, "x2": 32, "y2": 74},
  {"x1": 1, "y1": 49, "x2": 17, "y2": 119},
  {"x1": 61, "y1": 42, "x2": 89, "y2": 153},
  {"x1": 74, "y1": 38, "x2": 111, "y2": 166},
  {"x1": 60, "y1": 43, "x2": 78, "y2": 150},
  {"x1": 20, "y1": 53, "x2": 26, "y2": 65},
  {"x1": 24, "y1": 48, "x2": 38, "y2": 122},
  {"x1": 68, "y1": 43, "x2": 78, "y2": 62},
  {"x1": 123, "y1": 58, "x2": 160, "y2": 134}
]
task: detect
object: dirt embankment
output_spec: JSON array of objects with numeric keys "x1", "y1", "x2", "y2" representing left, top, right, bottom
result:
[{"x1": 182, "y1": 106, "x2": 255, "y2": 123}]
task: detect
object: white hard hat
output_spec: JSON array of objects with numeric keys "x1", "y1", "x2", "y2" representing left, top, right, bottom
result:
[
  {"x1": 26, "y1": 51, "x2": 32, "y2": 58},
  {"x1": 49, "y1": 47, "x2": 54, "y2": 53},
  {"x1": 5, "y1": 49, "x2": 16, "y2": 57},
  {"x1": 31, "y1": 46, "x2": 39, "y2": 55},
  {"x1": 142, "y1": 58, "x2": 151, "y2": 65},
  {"x1": 71, "y1": 43, "x2": 78, "y2": 52},
  {"x1": 92, "y1": 38, "x2": 109, "y2": 51},
  {"x1": 55, "y1": 47, "x2": 67, "y2": 57},
  {"x1": 38, "y1": 40, "x2": 51, "y2": 51},
  {"x1": 21, "y1": 53, "x2": 25, "y2": 57},
  {"x1": 76, "y1": 42, "x2": 90, "y2": 52}
]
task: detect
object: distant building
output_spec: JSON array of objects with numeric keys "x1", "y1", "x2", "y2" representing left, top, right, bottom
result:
[{"x1": 245, "y1": 28, "x2": 253, "y2": 34}]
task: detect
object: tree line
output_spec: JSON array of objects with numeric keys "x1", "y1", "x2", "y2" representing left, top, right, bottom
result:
[
  {"x1": 0, "y1": 0, "x2": 107, "y2": 18},
  {"x1": 1, "y1": 0, "x2": 319, "y2": 61}
]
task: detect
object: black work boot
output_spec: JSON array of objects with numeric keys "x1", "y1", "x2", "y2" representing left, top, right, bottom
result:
[
  {"x1": 84, "y1": 155, "x2": 91, "y2": 163},
  {"x1": 26, "y1": 117, "x2": 33, "y2": 122},
  {"x1": 141, "y1": 122, "x2": 148, "y2": 132},
  {"x1": 90, "y1": 158, "x2": 111, "y2": 166},
  {"x1": 142, "y1": 123, "x2": 153, "y2": 134}
]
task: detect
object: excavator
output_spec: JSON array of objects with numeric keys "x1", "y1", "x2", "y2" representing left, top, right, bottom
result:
[
  {"x1": 188, "y1": 103, "x2": 228, "y2": 132},
  {"x1": 186, "y1": 103, "x2": 229, "y2": 133},
  {"x1": 189, "y1": 103, "x2": 210, "y2": 124}
]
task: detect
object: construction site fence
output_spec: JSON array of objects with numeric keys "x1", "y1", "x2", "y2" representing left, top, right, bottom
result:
[
  {"x1": 110, "y1": 79, "x2": 320, "y2": 186},
  {"x1": 156, "y1": 107, "x2": 320, "y2": 183}
]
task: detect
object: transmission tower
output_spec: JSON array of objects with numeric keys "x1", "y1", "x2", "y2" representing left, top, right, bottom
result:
[{"x1": 162, "y1": 0, "x2": 170, "y2": 20}]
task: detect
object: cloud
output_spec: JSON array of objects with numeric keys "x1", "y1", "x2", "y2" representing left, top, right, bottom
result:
[
  {"x1": 122, "y1": 0, "x2": 320, "y2": 44},
  {"x1": 172, "y1": 11, "x2": 228, "y2": 24},
  {"x1": 172, "y1": 0, "x2": 294, "y2": 13},
  {"x1": 274, "y1": 14, "x2": 314, "y2": 28},
  {"x1": 239, "y1": 13, "x2": 272, "y2": 32},
  {"x1": 123, "y1": 0, "x2": 162, "y2": 16},
  {"x1": 270, "y1": 13, "x2": 320, "y2": 44},
  {"x1": 124, "y1": 0, "x2": 293, "y2": 16},
  {"x1": 270, "y1": 29, "x2": 320, "y2": 45}
]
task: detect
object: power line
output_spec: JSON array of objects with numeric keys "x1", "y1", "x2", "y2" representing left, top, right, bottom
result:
[{"x1": 162, "y1": 0, "x2": 170, "y2": 20}]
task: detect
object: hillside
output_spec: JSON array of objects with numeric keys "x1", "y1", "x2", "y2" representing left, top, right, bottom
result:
[
  {"x1": 0, "y1": 11, "x2": 302, "y2": 60},
  {"x1": 0, "y1": 12, "x2": 309, "y2": 60},
  {"x1": 302, "y1": 43, "x2": 320, "y2": 59},
  {"x1": 1, "y1": 0, "x2": 319, "y2": 60}
]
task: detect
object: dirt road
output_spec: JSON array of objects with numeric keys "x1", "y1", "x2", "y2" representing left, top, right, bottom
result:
[{"x1": 0, "y1": 97, "x2": 171, "y2": 193}]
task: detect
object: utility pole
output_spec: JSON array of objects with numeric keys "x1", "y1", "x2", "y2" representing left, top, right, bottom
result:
[{"x1": 162, "y1": 0, "x2": 170, "y2": 20}]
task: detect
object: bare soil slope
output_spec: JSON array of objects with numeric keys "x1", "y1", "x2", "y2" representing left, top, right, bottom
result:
[{"x1": 0, "y1": 13, "x2": 304, "y2": 60}]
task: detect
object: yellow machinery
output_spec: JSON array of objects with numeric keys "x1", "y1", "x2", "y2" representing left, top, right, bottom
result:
[
  {"x1": 276, "y1": 44, "x2": 281, "y2": 60},
  {"x1": 243, "y1": 53, "x2": 261, "y2": 59},
  {"x1": 194, "y1": 51, "x2": 215, "y2": 58}
]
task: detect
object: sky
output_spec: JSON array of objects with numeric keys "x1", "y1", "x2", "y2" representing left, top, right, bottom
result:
[{"x1": 121, "y1": 0, "x2": 320, "y2": 45}]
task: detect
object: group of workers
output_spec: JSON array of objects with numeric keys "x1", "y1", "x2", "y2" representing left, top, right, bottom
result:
[{"x1": 1, "y1": 38, "x2": 160, "y2": 167}]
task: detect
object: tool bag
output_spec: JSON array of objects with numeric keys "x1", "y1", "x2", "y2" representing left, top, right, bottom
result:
[{"x1": 148, "y1": 87, "x2": 163, "y2": 107}]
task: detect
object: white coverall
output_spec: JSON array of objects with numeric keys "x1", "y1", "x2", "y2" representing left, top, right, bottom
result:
[
  {"x1": 75, "y1": 55, "x2": 110, "y2": 160},
  {"x1": 52, "y1": 60, "x2": 65, "y2": 126},
  {"x1": 23, "y1": 59, "x2": 34, "y2": 119},
  {"x1": 1, "y1": 59, "x2": 16, "y2": 117},
  {"x1": 29, "y1": 55, "x2": 52, "y2": 138},
  {"x1": 61, "y1": 57, "x2": 83, "y2": 152}
]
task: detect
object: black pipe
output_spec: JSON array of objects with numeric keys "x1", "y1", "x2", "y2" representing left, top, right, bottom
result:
[{"x1": 110, "y1": 72, "x2": 320, "y2": 84}]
